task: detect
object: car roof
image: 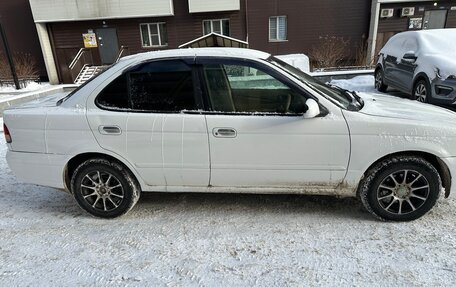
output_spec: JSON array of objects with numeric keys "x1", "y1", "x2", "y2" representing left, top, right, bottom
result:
[{"x1": 119, "y1": 47, "x2": 272, "y2": 63}]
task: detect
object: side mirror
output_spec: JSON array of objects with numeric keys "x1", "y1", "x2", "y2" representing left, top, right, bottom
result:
[
  {"x1": 303, "y1": 98, "x2": 320, "y2": 119},
  {"x1": 402, "y1": 51, "x2": 417, "y2": 63}
]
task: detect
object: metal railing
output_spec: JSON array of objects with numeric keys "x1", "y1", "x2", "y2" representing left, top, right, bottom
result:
[
  {"x1": 115, "y1": 46, "x2": 129, "y2": 63},
  {"x1": 69, "y1": 48, "x2": 89, "y2": 70},
  {"x1": 69, "y1": 48, "x2": 94, "y2": 83}
]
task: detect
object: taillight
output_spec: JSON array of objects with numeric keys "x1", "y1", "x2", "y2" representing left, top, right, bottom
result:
[{"x1": 3, "y1": 124, "x2": 12, "y2": 143}]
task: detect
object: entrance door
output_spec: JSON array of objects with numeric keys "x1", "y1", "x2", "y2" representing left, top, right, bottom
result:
[
  {"x1": 423, "y1": 10, "x2": 447, "y2": 29},
  {"x1": 96, "y1": 28, "x2": 119, "y2": 64}
]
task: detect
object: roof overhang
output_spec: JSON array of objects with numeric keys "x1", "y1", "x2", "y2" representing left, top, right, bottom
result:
[{"x1": 29, "y1": 0, "x2": 174, "y2": 23}]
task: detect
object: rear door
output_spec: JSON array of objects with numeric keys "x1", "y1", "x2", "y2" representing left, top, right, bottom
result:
[
  {"x1": 198, "y1": 58, "x2": 350, "y2": 188},
  {"x1": 87, "y1": 59, "x2": 210, "y2": 188}
]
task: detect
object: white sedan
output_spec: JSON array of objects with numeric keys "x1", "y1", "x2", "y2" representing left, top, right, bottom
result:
[{"x1": 4, "y1": 48, "x2": 456, "y2": 221}]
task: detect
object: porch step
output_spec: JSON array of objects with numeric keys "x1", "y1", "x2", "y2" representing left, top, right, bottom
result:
[{"x1": 74, "y1": 65, "x2": 105, "y2": 85}]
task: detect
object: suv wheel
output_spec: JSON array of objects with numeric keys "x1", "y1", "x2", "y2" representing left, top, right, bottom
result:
[
  {"x1": 413, "y1": 79, "x2": 431, "y2": 103},
  {"x1": 375, "y1": 68, "x2": 388, "y2": 92}
]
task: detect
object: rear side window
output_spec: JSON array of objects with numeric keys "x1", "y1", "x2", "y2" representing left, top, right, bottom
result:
[
  {"x1": 96, "y1": 60, "x2": 197, "y2": 112},
  {"x1": 97, "y1": 74, "x2": 129, "y2": 110}
]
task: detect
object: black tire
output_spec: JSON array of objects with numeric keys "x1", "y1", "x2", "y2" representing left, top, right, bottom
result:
[
  {"x1": 412, "y1": 79, "x2": 431, "y2": 103},
  {"x1": 359, "y1": 156, "x2": 441, "y2": 221},
  {"x1": 71, "y1": 158, "x2": 140, "y2": 218},
  {"x1": 375, "y1": 68, "x2": 388, "y2": 92}
]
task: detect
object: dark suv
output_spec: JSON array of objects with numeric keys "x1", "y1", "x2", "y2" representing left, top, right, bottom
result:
[{"x1": 375, "y1": 29, "x2": 456, "y2": 104}]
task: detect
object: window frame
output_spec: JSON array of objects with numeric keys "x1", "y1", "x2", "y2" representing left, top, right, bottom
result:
[
  {"x1": 202, "y1": 19, "x2": 230, "y2": 36},
  {"x1": 95, "y1": 58, "x2": 205, "y2": 114},
  {"x1": 139, "y1": 22, "x2": 168, "y2": 48},
  {"x1": 269, "y1": 16, "x2": 288, "y2": 42},
  {"x1": 196, "y1": 57, "x2": 314, "y2": 116}
]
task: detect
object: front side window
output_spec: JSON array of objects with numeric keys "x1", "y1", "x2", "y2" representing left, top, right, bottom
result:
[
  {"x1": 140, "y1": 23, "x2": 168, "y2": 47},
  {"x1": 203, "y1": 19, "x2": 230, "y2": 36},
  {"x1": 269, "y1": 16, "x2": 287, "y2": 41},
  {"x1": 96, "y1": 60, "x2": 197, "y2": 112},
  {"x1": 203, "y1": 62, "x2": 307, "y2": 114}
]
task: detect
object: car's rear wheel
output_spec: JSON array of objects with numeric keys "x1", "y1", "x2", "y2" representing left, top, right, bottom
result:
[
  {"x1": 413, "y1": 79, "x2": 430, "y2": 103},
  {"x1": 359, "y1": 156, "x2": 441, "y2": 221},
  {"x1": 375, "y1": 68, "x2": 388, "y2": 92},
  {"x1": 71, "y1": 158, "x2": 140, "y2": 218}
]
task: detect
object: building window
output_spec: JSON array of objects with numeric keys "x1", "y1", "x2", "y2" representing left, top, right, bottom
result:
[
  {"x1": 140, "y1": 23, "x2": 168, "y2": 48},
  {"x1": 269, "y1": 16, "x2": 287, "y2": 41},
  {"x1": 203, "y1": 19, "x2": 230, "y2": 36}
]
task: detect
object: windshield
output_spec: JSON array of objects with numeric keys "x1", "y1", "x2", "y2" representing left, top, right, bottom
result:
[{"x1": 267, "y1": 56, "x2": 361, "y2": 110}]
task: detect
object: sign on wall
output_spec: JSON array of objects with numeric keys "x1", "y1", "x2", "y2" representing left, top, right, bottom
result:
[{"x1": 83, "y1": 32, "x2": 98, "y2": 48}]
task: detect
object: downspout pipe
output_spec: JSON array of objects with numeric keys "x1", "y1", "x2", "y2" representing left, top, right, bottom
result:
[{"x1": 367, "y1": 0, "x2": 381, "y2": 65}]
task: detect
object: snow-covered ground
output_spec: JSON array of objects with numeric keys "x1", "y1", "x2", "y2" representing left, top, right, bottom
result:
[
  {"x1": 330, "y1": 75, "x2": 378, "y2": 94},
  {"x1": 1, "y1": 76, "x2": 456, "y2": 286},
  {"x1": 0, "y1": 82, "x2": 50, "y2": 95}
]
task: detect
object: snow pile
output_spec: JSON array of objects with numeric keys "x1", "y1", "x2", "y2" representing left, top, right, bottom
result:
[
  {"x1": 330, "y1": 75, "x2": 378, "y2": 93},
  {"x1": 0, "y1": 82, "x2": 50, "y2": 94},
  {"x1": 276, "y1": 54, "x2": 310, "y2": 73}
]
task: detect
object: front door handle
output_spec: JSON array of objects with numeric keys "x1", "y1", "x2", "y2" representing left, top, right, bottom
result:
[
  {"x1": 98, "y1": 125, "x2": 122, "y2": 135},
  {"x1": 213, "y1": 128, "x2": 237, "y2": 138}
]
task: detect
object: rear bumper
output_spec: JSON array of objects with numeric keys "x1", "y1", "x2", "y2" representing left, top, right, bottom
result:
[{"x1": 6, "y1": 150, "x2": 67, "y2": 190}]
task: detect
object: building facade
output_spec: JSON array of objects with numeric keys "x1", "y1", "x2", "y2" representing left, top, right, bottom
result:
[
  {"x1": 246, "y1": 0, "x2": 372, "y2": 57},
  {"x1": 0, "y1": 0, "x2": 47, "y2": 80},
  {"x1": 4, "y1": 0, "x2": 455, "y2": 84},
  {"x1": 367, "y1": 0, "x2": 456, "y2": 62},
  {"x1": 29, "y1": 0, "x2": 246, "y2": 84}
]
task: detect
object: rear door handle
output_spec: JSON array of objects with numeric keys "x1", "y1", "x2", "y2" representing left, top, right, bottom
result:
[
  {"x1": 213, "y1": 128, "x2": 237, "y2": 138},
  {"x1": 98, "y1": 125, "x2": 122, "y2": 135}
]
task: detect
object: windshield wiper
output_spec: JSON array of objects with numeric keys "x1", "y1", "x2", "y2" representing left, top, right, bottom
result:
[{"x1": 328, "y1": 84, "x2": 364, "y2": 111}]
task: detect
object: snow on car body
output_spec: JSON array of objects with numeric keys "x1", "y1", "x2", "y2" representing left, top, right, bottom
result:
[
  {"x1": 375, "y1": 28, "x2": 456, "y2": 104},
  {"x1": 4, "y1": 48, "x2": 456, "y2": 220}
]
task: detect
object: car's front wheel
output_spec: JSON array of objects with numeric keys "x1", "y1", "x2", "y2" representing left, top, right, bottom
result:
[
  {"x1": 413, "y1": 79, "x2": 431, "y2": 103},
  {"x1": 71, "y1": 158, "x2": 140, "y2": 218},
  {"x1": 375, "y1": 68, "x2": 388, "y2": 92},
  {"x1": 359, "y1": 156, "x2": 441, "y2": 221}
]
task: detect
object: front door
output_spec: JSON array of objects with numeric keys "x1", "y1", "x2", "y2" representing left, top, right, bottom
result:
[
  {"x1": 199, "y1": 58, "x2": 350, "y2": 188},
  {"x1": 96, "y1": 28, "x2": 119, "y2": 64},
  {"x1": 423, "y1": 10, "x2": 447, "y2": 29}
]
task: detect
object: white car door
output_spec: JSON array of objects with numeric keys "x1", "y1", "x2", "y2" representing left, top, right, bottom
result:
[
  {"x1": 199, "y1": 58, "x2": 350, "y2": 188},
  {"x1": 87, "y1": 59, "x2": 210, "y2": 189}
]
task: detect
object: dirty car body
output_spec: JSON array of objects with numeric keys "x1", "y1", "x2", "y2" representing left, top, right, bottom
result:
[{"x1": 4, "y1": 48, "x2": 456, "y2": 220}]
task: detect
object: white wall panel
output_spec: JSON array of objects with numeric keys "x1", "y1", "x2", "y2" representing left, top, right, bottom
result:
[
  {"x1": 188, "y1": 0, "x2": 240, "y2": 13},
  {"x1": 29, "y1": 0, "x2": 174, "y2": 22}
]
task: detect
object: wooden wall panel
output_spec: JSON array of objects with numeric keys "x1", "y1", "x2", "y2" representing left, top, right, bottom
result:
[{"x1": 246, "y1": 0, "x2": 371, "y2": 57}]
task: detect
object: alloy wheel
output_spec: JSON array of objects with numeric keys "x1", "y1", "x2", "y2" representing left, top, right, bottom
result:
[
  {"x1": 414, "y1": 83, "x2": 427, "y2": 103},
  {"x1": 375, "y1": 71, "x2": 383, "y2": 90},
  {"x1": 376, "y1": 169, "x2": 430, "y2": 215},
  {"x1": 80, "y1": 170, "x2": 125, "y2": 212}
]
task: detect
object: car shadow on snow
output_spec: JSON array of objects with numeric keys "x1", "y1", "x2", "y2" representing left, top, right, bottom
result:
[{"x1": 134, "y1": 192, "x2": 373, "y2": 221}]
